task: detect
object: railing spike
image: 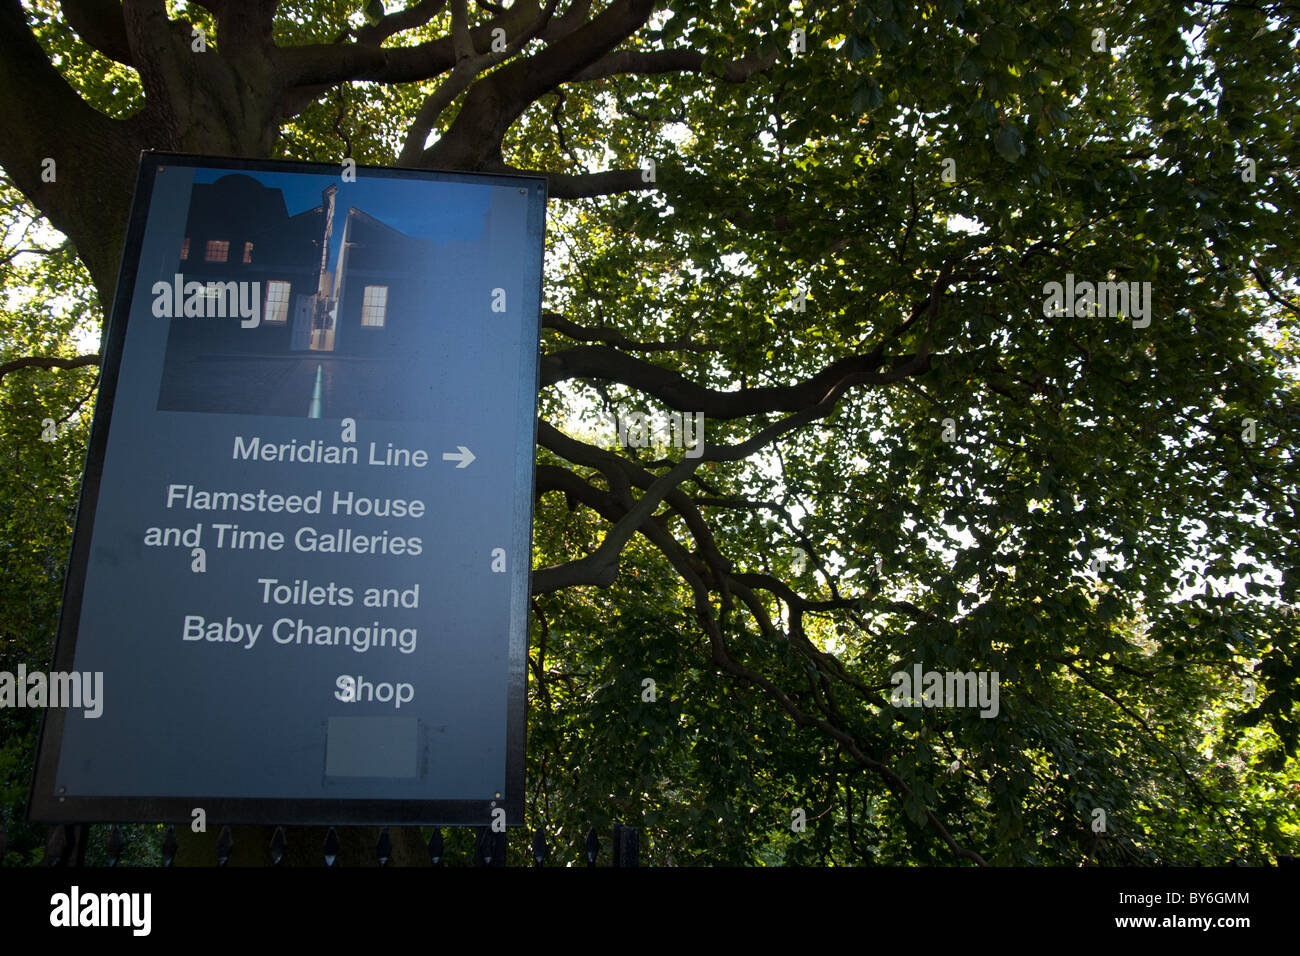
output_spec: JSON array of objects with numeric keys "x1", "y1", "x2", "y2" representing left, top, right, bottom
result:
[
  {"x1": 427, "y1": 827, "x2": 443, "y2": 866},
  {"x1": 323, "y1": 827, "x2": 340, "y2": 867},
  {"x1": 161, "y1": 825, "x2": 178, "y2": 867},
  {"x1": 472, "y1": 827, "x2": 506, "y2": 867},
  {"x1": 616, "y1": 825, "x2": 640, "y2": 868},
  {"x1": 106, "y1": 825, "x2": 125, "y2": 867},
  {"x1": 215, "y1": 825, "x2": 234, "y2": 866},
  {"x1": 585, "y1": 826, "x2": 599, "y2": 867},
  {"x1": 269, "y1": 826, "x2": 286, "y2": 866},
  {"x1": 67, "y1": 824, "x2": 86, "y2": 866},
  {"x1": 532, "y1": 830, "x2": 548, "y2": 867},
  {"x1": 44, "y1": 825, "x2": 67, "y2": 867},
  {"x1": 376, "y1": 827, "x2": 392, "y2": 867}
]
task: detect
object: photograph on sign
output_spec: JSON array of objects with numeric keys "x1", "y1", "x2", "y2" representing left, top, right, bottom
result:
[{"x1": 29, "y1": 153, "x2": 545, "y2": 826}]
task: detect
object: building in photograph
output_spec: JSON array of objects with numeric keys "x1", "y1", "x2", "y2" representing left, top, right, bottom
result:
[{"x1": 157, "y1": 172, "x2": 500, "y2": 418}]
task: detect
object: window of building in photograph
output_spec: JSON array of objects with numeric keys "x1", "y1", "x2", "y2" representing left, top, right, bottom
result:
[
  {"x1": 361, "y1": 285, "x2": 388, "y2": 327},
  {"x1": 204, "y1": 239, "x2": 230, "y2": 262},
  {"x1": 242, "y1": 241, "x2": 254, "y2": 263},
  {"x1": 180, "y1": 237, "x2": 190, "y2": 260},
  {"x1": 263, "y1": 280, "x2": 292, "y2": 324}
]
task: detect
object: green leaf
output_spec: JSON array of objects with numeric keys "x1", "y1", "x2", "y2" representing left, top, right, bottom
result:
[
  {"x1": 852, "y1": 77, "x2": 884, "y2": 113},
  {"x1": 995, "y1": 124, "x2": 1024, "y2": 162}
]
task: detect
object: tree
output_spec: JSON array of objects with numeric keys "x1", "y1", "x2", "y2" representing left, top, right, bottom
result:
[{"x1": 1, "y1": 0, "x2": 1297, "y2": 866}]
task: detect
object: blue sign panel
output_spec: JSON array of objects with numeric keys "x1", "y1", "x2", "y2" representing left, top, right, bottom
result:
[{"x1": 30, "y1": 154, "x2": 545, "y2": 825}]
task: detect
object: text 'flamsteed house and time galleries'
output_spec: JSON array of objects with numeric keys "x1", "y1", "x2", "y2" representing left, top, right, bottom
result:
[{"x1": 143, "y1": 424, "x2": 443, "y2": 710}]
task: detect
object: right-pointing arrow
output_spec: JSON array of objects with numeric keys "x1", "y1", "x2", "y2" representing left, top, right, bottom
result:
[{"x1": 442, "y1": 446, "x2": 476, "y2": 469}]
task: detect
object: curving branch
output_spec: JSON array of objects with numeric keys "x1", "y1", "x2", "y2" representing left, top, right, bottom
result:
[
  {"x1": 0, "y1": 0, "x2": 134, "y2": 305},
  {"x1": 0, "y1": 353, "x2": 101, "y2": 386},
  {"x1": 353, "y1": 0, "x2": 449, "y2": 46},
  {"x1": 419, "y1": 0, "x2": 657, "y2": 169},
  {"x1": 540, "y1": 342, "x2": 935, "y2": 420},
  {"x1": 532, "y1": 455, "x2": 701, "y2": 592},
  {"x1": 571, "y1": 46, "x2": 779, "y2": 83},
  {"x1": 60, "y1": 0, "x2": 133, "y2": 64},
  {"x1": 277, "y1": 4, "x2": 531, "y2": 88},
  {"x1": 543, "y1": 312, "x2": 723, "y2": 353},
  {"x1": 397, "y1": 0, "x2": 558, "y2": 165},
  {"x1": 496, "y1": 164, "x2": 654, "y2": 199}
]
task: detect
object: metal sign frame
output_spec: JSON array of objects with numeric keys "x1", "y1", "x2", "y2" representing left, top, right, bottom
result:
[{"x1": 29, "y1": 152, "x2": 544, "y2": 826}]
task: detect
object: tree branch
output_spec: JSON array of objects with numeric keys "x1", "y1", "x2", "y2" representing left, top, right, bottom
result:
[
  {"x1": 60, "y1": 0, "x2": 133, "y2": 64},
  {"x1": 277, "y1": 5, "x2": 529, "y2": 88},
  {"x1": 0, "y1": 0, "x2": 135, "y2": 308},
  {"x1": 420, "y1": 0, "x2": 656, "y2": 169},
  {"x1": 0, "y1": 353, "x2": 101, "y2": 386},
  {"x1": 532, "y1": 456, "x2": 701, "y2": 592},
  {"x1": 397, "y1": 0, "x2": 557, "y2": 165},
  {"x1": 499, "y1": 164, "x2": 654, "y2": 198},
  {"x1": 354, "y1": 0, "x2": 448, "y2": 46},
  {"x1": 542, "y1": 312, "x2": 722, "y2": 352},
  {"x1": 540, "y1": 342, "x2": 940, "y2": 421},
  {"x1": 571, "y1": 46, "x2": 778, "y2": 83}
]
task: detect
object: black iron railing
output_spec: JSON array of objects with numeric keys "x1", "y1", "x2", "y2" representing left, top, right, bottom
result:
[{"x1": 24, "y1": 821, "x2": 640, "y2": 867}]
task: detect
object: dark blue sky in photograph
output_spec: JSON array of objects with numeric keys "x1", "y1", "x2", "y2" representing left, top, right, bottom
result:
[{"x1": 191, "y1": 166, "x2": 492, "y2": 271}]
